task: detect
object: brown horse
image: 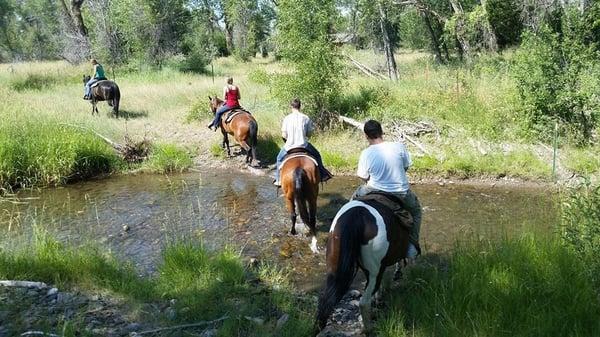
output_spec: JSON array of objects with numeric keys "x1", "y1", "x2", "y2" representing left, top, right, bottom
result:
[
  {"x1": 280, "y1": 150, "x2": 320, "y2": 253},
  {"x1": 83, "y1": 75, "x2": 120, "y2": 117},
  {"x1": 208, "y1": 96, "x2": 258, "y2": 165},
  {"x1": 315, "y1": 198, "x2": 412, "y2": 336}
]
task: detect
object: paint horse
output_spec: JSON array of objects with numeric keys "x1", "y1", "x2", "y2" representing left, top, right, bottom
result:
[
  {"x1": 83, "y1": 75, "x2": 120, "y2": 117},
  {"x1": 208, "y1": 96, "x2": 258, "y2": 165},
  {"x1": 280, "y1": 148, "x2": 320, "y2": 253},
  {"x1": 315, "y1": 194, "x2": 413, "y2": 335}
]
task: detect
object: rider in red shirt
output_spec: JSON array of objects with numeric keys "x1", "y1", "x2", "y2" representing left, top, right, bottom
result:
[{"x1": 208, "y1": 77, "x2": 241, "y2": 130}]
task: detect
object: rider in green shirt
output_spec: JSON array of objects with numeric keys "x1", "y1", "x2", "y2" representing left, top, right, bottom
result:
[{"x1": 84, "y1": 59, "x2": 107, "y2": 100}]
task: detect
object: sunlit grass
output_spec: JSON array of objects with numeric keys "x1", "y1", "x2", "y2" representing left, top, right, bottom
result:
[{"x1": 377, "y1": 234, "x2": 600, "y2": 337}]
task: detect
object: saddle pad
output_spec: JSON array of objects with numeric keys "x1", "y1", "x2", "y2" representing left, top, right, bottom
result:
[
  {"x1": 356, "y1": 192, "x2": 413, "y2": 230},
  {"x1": 224, "y1": 110, "x2": 243, "y2": 123},
  {"x1": 281, "y1": 154, "x2": 318, "y2": 168}
]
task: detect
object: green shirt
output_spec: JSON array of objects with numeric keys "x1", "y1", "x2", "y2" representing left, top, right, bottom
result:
[{"x1": 94, "y1": 64, "x2": 106, "y2": 79}]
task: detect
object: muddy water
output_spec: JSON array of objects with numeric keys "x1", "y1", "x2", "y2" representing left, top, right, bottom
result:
[{"x1": 0, "y1": 169, "x2": 558, "y2": 290}]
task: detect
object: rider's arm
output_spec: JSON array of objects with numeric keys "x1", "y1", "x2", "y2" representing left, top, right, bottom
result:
[
  {"x1": 223, "y1": 86, "x2": 228, "y2": 100},
  {"x1": 236, "y1": 86, "x2": 241, "y2": 100},
  {"x1": 356, "y1": 152, "x2": 370, "y2": 182}
]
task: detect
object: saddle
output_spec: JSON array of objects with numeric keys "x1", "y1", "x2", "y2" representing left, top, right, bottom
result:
[
  {"x1": 223, "y1": 108, "x2": 250, "y2": 124},
  {"x1": 281, "y1": 147, "x2": 319, "y2": 167},
  {"x1": 356, "y1": 191, "x2": 413, "y2": 230}
]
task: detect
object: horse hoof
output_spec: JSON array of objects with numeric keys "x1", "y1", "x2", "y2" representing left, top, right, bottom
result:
[{"x1": 290, "y1": 230, "x2": 297, "y2": 236}]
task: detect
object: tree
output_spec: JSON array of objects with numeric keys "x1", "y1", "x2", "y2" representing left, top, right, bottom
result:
[
  {"x1": 274, "y1": 0, "x2": 343, "y2": 125},
  {"x1": 58, "y1": 0, "x2": 91, "y2": 62},
  {"x1": 378, "y1": 0, "x2": 399, "y2": 80}
]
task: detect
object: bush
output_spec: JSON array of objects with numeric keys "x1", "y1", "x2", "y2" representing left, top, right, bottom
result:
[
  {"x1": 512, "y1": 12, "x2": 600, "y2": 143},
  {"x1": 9, "y1": 74, "x2": 57, "y2": 91}
]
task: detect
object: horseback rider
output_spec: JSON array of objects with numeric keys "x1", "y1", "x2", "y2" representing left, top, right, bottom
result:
[
  {"x1": 353, "y1": 119, "x2": 422, "y2": 259},
  {"x1": 273, "y1": 98, "x2": 333, "y2": 187},
  {"x1": 84, "y1": 59, "x2": 107, "y2": 100},
  {"x1": 208, "y1": 77, "x2": 241, "y2": 131}
]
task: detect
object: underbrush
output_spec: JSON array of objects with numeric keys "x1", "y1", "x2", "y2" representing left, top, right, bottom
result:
[{"x1": 0, "y1": 231, "x2": 314, "y2": 337}]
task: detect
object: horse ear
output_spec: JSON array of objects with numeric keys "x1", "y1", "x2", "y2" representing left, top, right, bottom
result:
[{"x1": 208, "y1": 95, "x2": 212, "y2": 101}]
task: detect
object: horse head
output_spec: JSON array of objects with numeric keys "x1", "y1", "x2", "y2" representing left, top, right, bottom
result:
[
  {"x1": 208, "y1": 95, "x2": 223, "y2": 114},
  {"x1": 83, "y1": 75, "x2": 90, "y2": 85}
]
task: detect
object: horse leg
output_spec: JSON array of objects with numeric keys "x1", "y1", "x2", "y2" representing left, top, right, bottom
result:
[
  {"x1": 285, "y1": 196, "x2": 297, "y2": 235},
  {"x1": 360, "y1": 269, "x2": 379, "y2": 335},
  {"x1": 308, "y1": 196, "x2": 319, "y2": 254},
  {"x1": 222, "y1": 131, "x2": 231, "y2": 156}
]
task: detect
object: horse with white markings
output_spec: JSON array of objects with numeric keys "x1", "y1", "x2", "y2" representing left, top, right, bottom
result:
[{"x1": 315, "y1": 197, "x2": 412, "y2": 335}]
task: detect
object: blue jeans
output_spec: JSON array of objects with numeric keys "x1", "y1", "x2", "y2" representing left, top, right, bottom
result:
[
  {"x1": 84, "y1": 78, "x2": 99, "y2": 97},
  {"x1": 210, "y1": 104, "x2": 237, "y2": 128},
  {"x1": 274, "y1": 142, "x2": 328, "y2": 182}
]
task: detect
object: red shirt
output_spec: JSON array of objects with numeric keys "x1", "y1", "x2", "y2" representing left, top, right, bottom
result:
[{"x1": 225, "y1": 87, "x2": 240, "y2": 107}]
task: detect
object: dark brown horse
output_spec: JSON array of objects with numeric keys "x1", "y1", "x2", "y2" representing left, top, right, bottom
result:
[
  {"x1": 208, "y1": 96, "x2": 258, "y2": 165},
  {"x1": 315, "y1": 198, "x2": 411, "y2": 336},
  {"x1": 83, "y1": 75, "x2": 120, "y2": 117},
  {"x1": 280, "y1": 151, "x2": 320, "y2": 253}
]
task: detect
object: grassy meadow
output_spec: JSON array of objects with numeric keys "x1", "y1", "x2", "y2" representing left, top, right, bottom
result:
[{"x1": 2, "y1": 49, "x2": 600, "y2": 191}]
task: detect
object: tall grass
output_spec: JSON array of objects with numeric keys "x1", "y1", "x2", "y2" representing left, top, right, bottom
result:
[
  {"x1": 0, "y1": 118, "x2": 120, "y2": 190},
  {"x1": 377, "y1": 234, "x2": 600, "y2": 337}
]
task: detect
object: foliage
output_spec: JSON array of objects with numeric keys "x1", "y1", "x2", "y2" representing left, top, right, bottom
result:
[
  {"x1": 377, "y1": 234, "x2": 600, "y2": 337},
  {"x1": 512, "y1": 15, "x2": 600, "y2": 143},
  {"x1": 560, "y1": 182, "x2": 600, "y2": 288},
  {"x1": 273, "y1": 0, "x2": 343, "y2": 125},
  {"x1": 485, "y1": 0, "x2": 523, "y2": 47}
]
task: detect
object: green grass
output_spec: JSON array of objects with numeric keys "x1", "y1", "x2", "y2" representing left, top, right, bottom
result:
[
  {"x1": 377, "y1": 234, "x2": 600, "y2": 337},
  {"x1": 562, "y1": 146, "x2": 600, "y2": 175},
  {"x1": 144, "y1": 143, "x2": 193, "y2": 174},
  {"x1": 0, "y1": 230, "x2": 314, "y2": 336},
  {"x1": 0, "y1": 119, "x2": 121, "y2": 190}
]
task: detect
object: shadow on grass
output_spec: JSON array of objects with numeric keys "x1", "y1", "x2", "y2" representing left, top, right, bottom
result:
[
  {"x1": 256, "y1": 133, "x2": 280, "y2": 166},
  {"x1": 120, "y1": 109, "x2": 149, "y2": 119}
]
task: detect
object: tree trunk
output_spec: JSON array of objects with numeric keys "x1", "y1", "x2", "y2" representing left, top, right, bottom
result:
[
  {"x1": 224, "y1": 16, "x2": 234, "y2": 55},
  {"x1": 377, "y1": 1, "x2": 398, "y2": 81},
  {"x1": 71, "y1": 0, "x2": 88, "y2": 36},
  {"x1": 422, "y1": 11, "x2": 445, "y2": 63},
  {"x1": 479, "y1": 0, "x2": 498, "y2": 52},
  {"x1": 449, "y1": 0, "x2": 472, "y2": 64}
]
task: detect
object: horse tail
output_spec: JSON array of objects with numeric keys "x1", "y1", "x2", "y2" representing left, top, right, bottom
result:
[
  {"x1": 248, "y1": 118, "x2": 258, "y2": 160},
  {"x1": 293, "y1": 167, "x2": 309, "y2": 225},
  {"x1": 112, "y1": 86, "x2": 120, "y2": 116},
  {"x1": 316, "y1": 207, "x2": 366, "y2": 330}
]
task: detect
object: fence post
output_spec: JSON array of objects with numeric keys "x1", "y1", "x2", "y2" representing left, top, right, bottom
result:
[{"x1": 552, "y1": 121, "x2": 558, "y2": 181}]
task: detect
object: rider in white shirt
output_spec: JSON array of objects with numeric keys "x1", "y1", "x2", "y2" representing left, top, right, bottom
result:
[
  {"x1": 273, "y1": 98, "x2": 332, "y2": 186},
  {"x1": 353, "y1": 119, "x2": 422, "y2": 258}
]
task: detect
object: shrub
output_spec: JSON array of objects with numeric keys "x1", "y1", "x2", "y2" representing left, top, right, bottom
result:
[
  {"x1": 145, "y1": 144, "x2": 193, "y2": 174},
  {"x1": 512, "y1": 12, "x2": 600, "y2": 143}
]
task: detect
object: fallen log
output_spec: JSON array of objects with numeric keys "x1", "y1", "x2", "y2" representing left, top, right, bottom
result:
[
  {"x1": 346, "y1": 56, "x2": 388, "y2": 80},
  {"x1": 0, "y1": 280, "x2": 48, "y2": 289},
  {"x1": 338, "y1": 115, "x2": 430, "y2": 154}
]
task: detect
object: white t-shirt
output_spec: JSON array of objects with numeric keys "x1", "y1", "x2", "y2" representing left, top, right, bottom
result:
[
  {"x1": 357, "y1": 141, "x2": 412, "y2": 193},
  {"x1": 281, "y1": 110, "x2": 314, "y2": 151}
]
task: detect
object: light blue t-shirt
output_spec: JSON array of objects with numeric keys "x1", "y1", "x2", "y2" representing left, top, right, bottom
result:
[{"x1": 357, "y1": 141, "x2": 412, "y2": 193}]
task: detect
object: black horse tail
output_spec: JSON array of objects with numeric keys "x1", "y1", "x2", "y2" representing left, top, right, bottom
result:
[
  {"x1": 112, "y1": 86, "x2": 120, "y2": 117},
  {"x1": 248, "y1": 119, "x2": 258, "y2": 162},
  {"x1": 316, "y1": 207, "x2": 366, "y2": 332},
  {"x1": 293, "y1": 167, "x2": 310, "y2": 225}
]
